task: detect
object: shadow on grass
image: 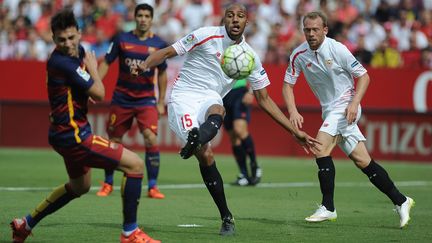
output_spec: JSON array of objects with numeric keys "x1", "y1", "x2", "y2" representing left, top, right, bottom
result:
[{"x1": 191, "y1": 215, "x2": 287, "y2": 225}]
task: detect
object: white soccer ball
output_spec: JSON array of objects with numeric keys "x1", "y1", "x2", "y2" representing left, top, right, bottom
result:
[{"x1": 221, "y1": 44, "x2": 255, "y2": 80}]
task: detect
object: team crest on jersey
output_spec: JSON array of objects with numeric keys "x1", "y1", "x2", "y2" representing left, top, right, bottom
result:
[
  {"x1": 325, "y1": 59, "x2": 333, "y2": 66},
  {"x1": 182, "y1": 34, "x2": 196, "y2": 46},
  {"x1": 76, "y1": 66, "x2": 90, "y2": 81}
]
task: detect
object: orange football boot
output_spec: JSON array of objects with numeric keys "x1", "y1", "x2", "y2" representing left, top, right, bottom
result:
[
  {"x1": 120, "y1": 228, "x2": 161, "y2": 243},
  {"x1": 96, "y1": 182, "x2": 113, "y2": 196},
  {"x1": 147, "y1": 187, "x2": 165, "y2": 199},
  {"x1": 11, "y1": 218, "x2": 32, "y2": 243}
]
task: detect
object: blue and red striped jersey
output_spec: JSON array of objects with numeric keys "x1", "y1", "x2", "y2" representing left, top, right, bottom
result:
[
  {"x1": 105, "y1": 31, "x2": 168, "y2": 108},
  {"x1": 47, "y1": 45, "x2": 94, "y2": 147}
]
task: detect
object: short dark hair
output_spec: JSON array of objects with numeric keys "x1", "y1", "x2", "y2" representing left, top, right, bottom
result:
[
  {"x1": 303, "y1": 11, "x2": 328, "y2": 27},
  {"x1": 224, "y1": 3, "x2": 247, "y2": 16},
  {"x1": 50, "y1": 9, "x2": 78, "y2": 33},
  {"x1": 135, "y1": 3, "x2": 153, "y2": 18}
]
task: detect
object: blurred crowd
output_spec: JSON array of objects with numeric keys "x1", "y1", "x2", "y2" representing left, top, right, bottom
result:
[{"x1": 1, "y1": 0, "x2": 432, "y2": 69}]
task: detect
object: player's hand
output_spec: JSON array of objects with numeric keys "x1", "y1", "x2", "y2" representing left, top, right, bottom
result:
[
  {"x1": 293, "y1": 130, "x2": 321, "y2": 155},
  {"x1": 157, "y1": 101, "x2": 165, "y2": 116},
  {"x1": 83, "y1": 51, "x2": 98, "y2": 73},
  {"x1": 88, "y1": 97, "x2": 96, "y2": 104},
  {"x1": 137, "y1": 63, "x2": 150, "y2": 73},
  {"x1": 242, "y1": 92, "x2": 254, "y2": 105},
  {"x1": 130, "y1": 66, "x2": 140, "y2": 76},
  {"x1": 289, "y1": 111, "x2": 304, "y2": 129},
  {"x1": 345, "y1": 102, "x2": 359, "y2": 125}
]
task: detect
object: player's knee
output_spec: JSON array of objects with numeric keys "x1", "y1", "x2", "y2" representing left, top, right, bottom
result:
[
  {"x1": 353, "y1": 159, "x2": 370, "y2": 169},
  {"x1": 129, "y1": 154, "x2": 144, "y2": 174},
  {"x1": 143, "y1": 129, "x2": 157, "y2": 145},
  {"x1": 207, "y1": 104, "x2": 225, "y2": 116},
  {"x1": 68, "y1": 183, "x2": 90, "y2": 196},
  {"x1": 314, "y1": 151, "x2": 331, "y2": 158}
]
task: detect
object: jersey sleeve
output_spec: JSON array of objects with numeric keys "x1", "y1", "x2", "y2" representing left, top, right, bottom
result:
[
  {"x1": 104, "y1": 34, "x2": 121, "y2": 64},
  {"x1": 59, "y1": 59, "x2": 94, "y2": 90},
  {"x1": 171, "y1": 28, "x2": 206, "y2": 56},
  {"x1": 284, "y1": 50, "x2": 303, "y2": 85},
  {"x1": 247, "y1": 51, "x2": 270, "y2": 90},
  {"x1": 337, "y1": 42, "x2": 367, "y2": 78}
]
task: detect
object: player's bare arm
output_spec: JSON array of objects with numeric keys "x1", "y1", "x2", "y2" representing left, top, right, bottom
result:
[
  {"x1": 282, "y1": 82, "x2": 304, "y2": 129},
  {"x1": 157, "y1": 69, "x2": 168, "y2": 115},
  {"x1": 241, "y1": 91, "x2": 254, "y2": 105},
  {"x1": 84, "y1": 50, "x2": 105, "y2": 101},
  {"x1": 253, "y1": 88, "x2": 321, "y2": 154},
  {"x1": 97, "y1": 60, "x2": 110, "y2": 81},
  {"x1": 139, "y1": 46, "x2": 177, "y2": 72},
  {"x1": 346, "y1": 73, "x2": 370, "y2": 124}
]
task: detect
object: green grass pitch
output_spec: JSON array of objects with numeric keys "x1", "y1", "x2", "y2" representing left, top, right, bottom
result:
[{"x1": 1, "y1": 148, "x2": 431, "y2": 242}]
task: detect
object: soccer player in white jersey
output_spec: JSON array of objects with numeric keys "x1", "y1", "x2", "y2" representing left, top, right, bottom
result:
[
  {"x1": 138, "y1": 4, "x2": 321, "y2": 236},
  {"x1": 283, "y1": 11, "x2": 414, "y2": 228}
]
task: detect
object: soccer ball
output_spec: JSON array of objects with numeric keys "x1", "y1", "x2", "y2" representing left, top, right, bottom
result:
[{"x1": 221, "y1": 44, "x2": 255, "y2": 80}]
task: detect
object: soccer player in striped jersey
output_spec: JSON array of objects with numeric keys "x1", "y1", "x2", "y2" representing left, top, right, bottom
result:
[
  {"x1": 283, "y1": 11, "x2": 414, "y2": 227},
  {"x1": 222, "y1": 79, "x2": 262, "y2": 186},
  {"x1": 96, "y1": 3, "x2": 167, "y2": 199},
  {"x1": 137, "y1": 3, "x2": 320, "y2": 236},
  {"x1": 10, "y1": 9, "x2": 160, "y2": 243}
]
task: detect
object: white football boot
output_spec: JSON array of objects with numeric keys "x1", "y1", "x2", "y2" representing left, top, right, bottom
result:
[
  {"x1": 305, "y1": 205, "x2": 337, "y2": 222},
  {"x1": 395, "y1": 196, "x2": 415, "y2": 228}
]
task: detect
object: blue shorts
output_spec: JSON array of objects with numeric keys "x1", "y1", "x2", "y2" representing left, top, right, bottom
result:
[{"x1": 222, "y1": 87, "x2": 251, "y2": 131}]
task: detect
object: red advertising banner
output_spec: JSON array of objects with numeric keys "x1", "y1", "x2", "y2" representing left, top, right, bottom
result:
[
  {"x1": 1, "y1": 102, "x2": 430, "y2": 162},
  {"x1": 0, "y1": 61, "x2": 430, "y2": 161},
  {"x1": 1, "y1": 60, "x2": 431, "y2": 112}
]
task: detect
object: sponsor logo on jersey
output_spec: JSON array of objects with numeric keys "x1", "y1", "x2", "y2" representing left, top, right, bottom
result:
[
  {"x1": 182, "y1": 34, "x2": 196, "y2": 46},
  {"x1": 76, "y1": 66, "x2": 90, "y2": 81},
  {"x1": 351, "y1": 60, "x2": 359, "y2": 68},
  {"x1": 125, "y1": 58, "x2": 146, "y2": 74}
]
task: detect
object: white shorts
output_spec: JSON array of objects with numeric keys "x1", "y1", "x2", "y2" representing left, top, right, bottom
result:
[
  {"x1": 168, "y1": 90, "x2": 223, "y2": 145},
  {"x1": 319, "y1": 105, "x2": 366, "y2": 155}
]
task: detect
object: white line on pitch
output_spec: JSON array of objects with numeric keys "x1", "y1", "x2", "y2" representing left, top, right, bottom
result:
[{"x1": 0, "y1": 180, "x2": 431, "y2": 192}]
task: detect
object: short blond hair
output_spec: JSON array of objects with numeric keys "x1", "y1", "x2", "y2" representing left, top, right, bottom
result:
[{"x1": 303, "y1": 11, "x2": 328, "y2": 27}]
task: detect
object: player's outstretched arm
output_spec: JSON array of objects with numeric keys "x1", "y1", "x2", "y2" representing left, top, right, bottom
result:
[
  {"x1": 138, "y1": 46, "x2": 178, "y2": 72},
  {"x1": 282, "y1": 82, "x2": 304, "y2": 129},
  {"x1": 253, "y1": 88, "x2": 321, "y2": 154}
]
